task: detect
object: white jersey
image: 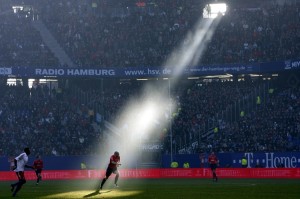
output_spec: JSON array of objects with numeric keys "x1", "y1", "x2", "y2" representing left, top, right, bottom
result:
[{"x1": 14, "y1": 152, "x2": 28, "y2": 172}]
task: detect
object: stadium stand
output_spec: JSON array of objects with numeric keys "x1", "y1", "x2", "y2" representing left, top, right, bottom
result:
[
  {"x1": 0, "y1": 4, "x2": 59, "y2": 67},
  {"x1": 1, "y1": 0, "x2": 299, "y2": 67},
  {"x1": 39, "y1": 0, "x2": 300, "y2": 67},
  {"x1": 0, "y1": 0, "x2": 299, "y2": 158}
]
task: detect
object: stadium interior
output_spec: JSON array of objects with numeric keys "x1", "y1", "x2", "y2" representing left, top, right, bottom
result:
[{"x1": 0, "y1": 0, "x2": 299, "y2": 170}]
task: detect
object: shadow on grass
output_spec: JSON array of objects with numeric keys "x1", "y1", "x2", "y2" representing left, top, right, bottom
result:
[{"x1": 83, "y1": 190, "x2": 112, "y2": 198}]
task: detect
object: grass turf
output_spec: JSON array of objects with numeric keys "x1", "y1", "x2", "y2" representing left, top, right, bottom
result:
[{"x1": 0, "y1": 178, "x2": 299, "y2": 198}]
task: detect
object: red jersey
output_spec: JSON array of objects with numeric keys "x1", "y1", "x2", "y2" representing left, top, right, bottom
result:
[
  {"x1": 33, "y1": 159, "x2": 44, "y2": 169},
  {"x1": 108, "y1": 155, "x2": 120, "y2": 169},
  {"x1": 208, "y1": 154, "x2": 218, "y2": 165}
]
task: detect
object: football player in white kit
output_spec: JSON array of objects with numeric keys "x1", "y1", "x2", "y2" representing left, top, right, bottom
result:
[{"x1": 11, "y1": 147, "x2": 34, "y2": 197}]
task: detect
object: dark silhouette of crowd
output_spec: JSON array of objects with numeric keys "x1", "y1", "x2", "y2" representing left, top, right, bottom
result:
[
  {"x1": 170, "y1": 79, "x2": 300, "y2": 154},
  {"x1": 0, "y1": 2, "x2": 59, "y2": 67},
  {"x1": 0, "y1": 83, "x2": 99, "y2": 156},
  {"x1": 0, "y1": 0, "x2": 299, "y2": 157},
  {"x1": 0, "y1": 76, "x2": 299, "y2": 156},
  {"x1": 39, "y1": 0, "x2": 300, "y2": 67},
  {"x1": 216, "y1": 85, "x2": 300, "y2": 153},
  {"x1": 0, "y1": 0, "x2": 299, "y2": 67},
  {"x1": 169, "y1": 79, "x2": 262, "y2": 154}
]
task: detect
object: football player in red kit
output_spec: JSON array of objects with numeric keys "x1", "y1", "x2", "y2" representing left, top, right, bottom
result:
[
  {"x1": 97, "y1": 151, "x2": 121, "y2": 192},
  {"x1": 208, "y1": 152, "x2": 219, "y2": 182},
  {"x1": 33, "y1": 155, "x2": 44, "y2": 185}
]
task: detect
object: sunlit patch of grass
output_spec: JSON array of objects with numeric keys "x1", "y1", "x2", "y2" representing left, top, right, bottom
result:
[
  {"x1": 1, "y1": 179, "x2": 299, "y2": 199},
  {"x1": 40, "y1": 189, "x2": 143, "y2": 198}
]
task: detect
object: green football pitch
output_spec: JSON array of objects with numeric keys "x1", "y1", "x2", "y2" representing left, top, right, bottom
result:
[{"x1": 0, "y1": 178, "x2": 299, "y2": 198}]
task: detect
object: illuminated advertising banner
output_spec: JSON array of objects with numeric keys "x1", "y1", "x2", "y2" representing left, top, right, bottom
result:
[
  {"x1": 162, "y1": 152, "x2": 300, "y2": 169},
  {"x1": 1, "y1": 152, "x2": 300, "y2": 172},
  {"x1": 0, "y1": 58, "x2": 299, "y2": 78},
  {"x1": 1, "y1": 66, "x2": 256, "y2": 78},
  {"x1": 0, "y1": 168, "x2": 299, "y2": 181}
]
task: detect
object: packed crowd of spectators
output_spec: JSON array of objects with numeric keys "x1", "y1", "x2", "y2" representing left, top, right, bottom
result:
[
  {"x1": 1, "y1": 0, "x2": 299, "y2": 67},
  {"x1": 176, "y1": 80, "x2": 300, "y2": 154},
  {"x1": 38, "y1": 0, "x2": 300, "y2": 67},
  {"x1": 0, "y1": 83, "x2": 99, "y2": 156},
  {"x1": 0, "y1": 77, "x2": 299, "y2": 156},
  {"x1": 0, "y1": 5, "x2": 59, "y2": 67},
  {"x1": 169, "y1": 79, "x2": 263, "y2": 153},
  {"x1": 0, "y1": 0, "x2": 299, "y2": 157},
  {"x1": 74, "y1": 77, "x2": 300, "y2": 154},
  {"x1": 207, "y1": 85, "x2": 300, "y2": 153}
]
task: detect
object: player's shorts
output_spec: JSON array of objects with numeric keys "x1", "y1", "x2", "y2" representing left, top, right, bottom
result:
[
  {"x1": 15, "y1": 171, "x2": 25, "y2": 180},
  {"x1": 35, "y1": 169, "x2": 42, "y2": 175},
  {"x1": 210, "y1": 164, "x2": 217, "y2": 170},
  {"x1": 105, "y1": 167, "x2": 118, "y2": 178}
]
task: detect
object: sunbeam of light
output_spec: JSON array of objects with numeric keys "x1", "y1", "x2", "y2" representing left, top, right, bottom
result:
[
  {"x1": 40, "y1": 190, "x2": 143, "y2": 198},
  {"x1": 98, "y1": 14, "x2": 222, "y2": 175},
  {"x1": 164, "y1": 16, "x2": 222, "y2": 80},
  {"x1": 108, "y1": 84, "x2": 175, "y2": 168}
]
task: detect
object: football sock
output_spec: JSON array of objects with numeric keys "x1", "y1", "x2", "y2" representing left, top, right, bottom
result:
[
  {"x1": 12, "y1": 184, "x2": 23, "y2": 196},
  {"x1": 100, "y1": 178, "x2": 106, "y2": 189},
  {"x1": 11, "y1": 184, "x2": 15, "y2": 192},
  {"x1": 114, "y1": 174, "x2": 119, "y2": 185}
]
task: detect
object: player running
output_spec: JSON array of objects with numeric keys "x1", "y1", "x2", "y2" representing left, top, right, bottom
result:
[
  {"x1": 10, "y1": 147, "x2": 35, "y2": 197},
  {"x1": 97, "y1": 151, "x2": 121, "y2": 192},
  {"x1": 208, "y1": 152, "x2": 219, "y2": 182},
  {"x1": 33, "y1": 155, "x2": 44, "y2": 185}
]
